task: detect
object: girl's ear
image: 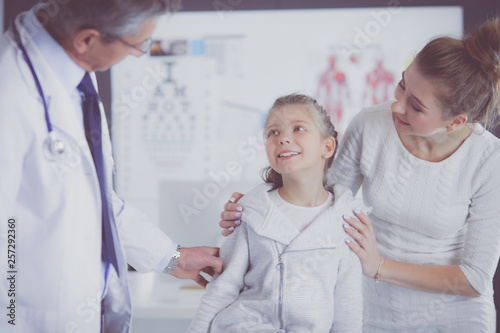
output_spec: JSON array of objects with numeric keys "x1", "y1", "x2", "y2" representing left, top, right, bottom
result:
[{"x1": 323, "y1": 136, "x2": 336, "y2": 158}]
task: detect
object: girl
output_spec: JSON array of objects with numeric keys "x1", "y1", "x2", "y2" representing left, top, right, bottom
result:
[{"x1": 188, "y1": 94, "x2": 368, "y2": 332}]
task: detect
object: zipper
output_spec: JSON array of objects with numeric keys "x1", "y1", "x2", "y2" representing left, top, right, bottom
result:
[
  {"x1": 275, "y1": 247, "x2": 330, "y2": 332},
  {"x1": 276, "y1": 250, "x2": 285, "y2": 331}
]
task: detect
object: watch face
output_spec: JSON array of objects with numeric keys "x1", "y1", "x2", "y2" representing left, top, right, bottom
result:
[{"x1": 174, "y1": 246, "x2": 181, "y2": 259}]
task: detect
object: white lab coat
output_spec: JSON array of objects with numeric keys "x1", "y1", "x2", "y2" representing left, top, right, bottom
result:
[{"x1": 0, "y1": 12, "x2": 175, "y2": 332}]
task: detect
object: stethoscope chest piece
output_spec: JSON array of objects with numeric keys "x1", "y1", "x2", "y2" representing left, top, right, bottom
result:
[{"x1": 43, "y1": 132, "x2": 66, "y2": 161}]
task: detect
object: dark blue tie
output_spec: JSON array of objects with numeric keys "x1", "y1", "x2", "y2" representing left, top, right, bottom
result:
[{"x1": 78, "y1": 73, "x2": 119, "y2": 276}]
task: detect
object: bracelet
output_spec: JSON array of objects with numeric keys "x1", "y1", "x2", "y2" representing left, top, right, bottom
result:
[
  {"x1": 163, "y1": 245, "x2": 181, "y2": 274},
  {"x1": 374, "y1": 257, "x2": 384, "y2": 283}
]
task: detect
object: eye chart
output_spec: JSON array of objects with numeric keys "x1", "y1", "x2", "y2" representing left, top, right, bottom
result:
[{"x1": 112, "y1": 56, "x2": 216, "y2": 189}]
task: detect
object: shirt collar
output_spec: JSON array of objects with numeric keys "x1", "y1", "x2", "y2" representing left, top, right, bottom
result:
[{"x1": 26, "y1": 7, "x2": 86, "y2": 95}]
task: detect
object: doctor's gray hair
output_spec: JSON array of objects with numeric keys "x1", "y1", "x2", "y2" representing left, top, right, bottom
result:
[{"x1": 37, "y1": 0, "x2": 180, "y2": 42}]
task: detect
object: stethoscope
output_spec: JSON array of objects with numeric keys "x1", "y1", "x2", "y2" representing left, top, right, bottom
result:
[{"x1": 10, "y1": 21, "x2": 66, "y2": 161}]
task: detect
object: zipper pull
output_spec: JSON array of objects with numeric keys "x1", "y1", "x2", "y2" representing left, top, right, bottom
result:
[{"x1": 276, "y1": 254, "x2": 284, "y2": 270}]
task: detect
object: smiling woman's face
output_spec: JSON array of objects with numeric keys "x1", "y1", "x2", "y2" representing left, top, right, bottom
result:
[{"x1": 391, "y1": 62, "x2": 451, "y2": 137}]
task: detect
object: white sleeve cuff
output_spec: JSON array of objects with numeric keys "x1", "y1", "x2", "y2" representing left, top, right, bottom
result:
[{"x1": 153, "y1": 243, "x2": 179, "y2": 273}]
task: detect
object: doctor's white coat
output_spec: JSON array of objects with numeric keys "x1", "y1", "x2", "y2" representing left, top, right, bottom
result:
[{"x1": 0, "y1": 12, "x2": 174, "y2": 332}]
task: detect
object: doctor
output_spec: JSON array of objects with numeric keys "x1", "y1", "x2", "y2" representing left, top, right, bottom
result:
[{"x1": 0, "y1": 0, "x2": 222, "y2": 332}]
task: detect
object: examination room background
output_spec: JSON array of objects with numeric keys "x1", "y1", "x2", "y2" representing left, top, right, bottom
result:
[{"x1": 3, "y1": 0, "x2": 500, "y2": 332}]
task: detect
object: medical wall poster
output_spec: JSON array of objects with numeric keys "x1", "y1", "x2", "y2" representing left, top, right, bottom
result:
[{"x1": 111, "y1": 6, "x2": 462, "y2": 246}]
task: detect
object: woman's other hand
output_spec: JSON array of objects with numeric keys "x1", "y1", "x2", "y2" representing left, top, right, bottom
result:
[{"x1": 343, "y1": 211, "x2": 381, "y2": 278}]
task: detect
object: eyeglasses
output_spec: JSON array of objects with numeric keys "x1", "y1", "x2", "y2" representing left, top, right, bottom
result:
[{"x1": 115, "y1": 36, "x2": 153, "y2": 55}]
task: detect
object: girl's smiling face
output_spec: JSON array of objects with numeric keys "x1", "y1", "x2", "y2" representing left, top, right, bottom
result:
[{"x1": 265, "y1": 104, "x2": 329, "y2": 180}]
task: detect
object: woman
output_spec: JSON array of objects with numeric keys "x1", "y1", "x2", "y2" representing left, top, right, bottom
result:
[{"x1": 220, "y1": 19, "x2": 500, "y2": 332}]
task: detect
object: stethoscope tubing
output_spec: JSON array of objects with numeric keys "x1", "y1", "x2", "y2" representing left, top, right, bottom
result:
[
  {"x1": 10, "y1": 21, "x2": 53, "y2": 134},
  {"x1": 10, "y1": 20, "x2": 67, "y2": 158}
]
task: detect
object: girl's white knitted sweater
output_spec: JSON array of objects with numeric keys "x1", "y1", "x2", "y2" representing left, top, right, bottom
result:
[{"x1": 330, "y1": 102, "x2": 500, "y2": 332}]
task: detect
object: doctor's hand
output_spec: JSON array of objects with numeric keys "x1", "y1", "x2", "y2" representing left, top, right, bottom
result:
[
  {"x1": 171, "y1": 246, "x2": 222, "y2": 287},
  {"x1": 219, "y1": 192, "x2": 245, "y2": 236}
]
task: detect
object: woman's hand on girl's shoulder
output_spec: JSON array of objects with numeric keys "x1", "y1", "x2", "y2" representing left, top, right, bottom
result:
[{"x1": 220, "y1": 192, "x2": 245, "y2": 236}]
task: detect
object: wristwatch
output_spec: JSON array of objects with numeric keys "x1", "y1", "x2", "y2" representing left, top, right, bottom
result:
[{"x1": 163, "y1": 245, "x2": 181, "y2": 274}]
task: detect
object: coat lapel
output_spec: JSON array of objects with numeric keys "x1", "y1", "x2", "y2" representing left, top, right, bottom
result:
[{"x1": 240, "y1": 183, "x2": 301, "y2": 245}]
